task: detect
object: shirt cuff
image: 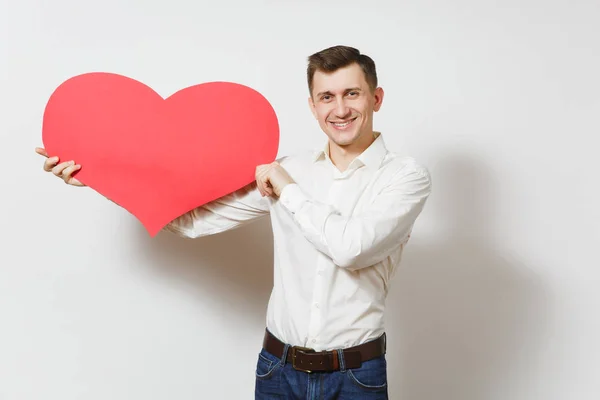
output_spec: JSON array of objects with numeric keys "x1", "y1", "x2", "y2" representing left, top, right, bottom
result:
[{"x1": 279, "y1": 183, "x2": 309, "y2": 214}]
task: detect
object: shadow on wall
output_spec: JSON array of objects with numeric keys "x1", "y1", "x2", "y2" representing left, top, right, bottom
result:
[
  {"x1": 385, "y1": 152, "x2": 553, "y2": 400},
  {"x1": 125, "y1": 151, "x2": 552, "y2": 399},
  {"x1": 129, "y1": 214, "x2": 275, "y2": 330}
]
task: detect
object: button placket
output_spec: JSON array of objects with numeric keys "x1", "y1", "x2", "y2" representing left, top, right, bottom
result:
[
  {"x1": 306, "y1": 179, "x2": 342, "y2": 347},
  {"x1": 306, "y1": 277, "x2": 323, "y2": 344}
]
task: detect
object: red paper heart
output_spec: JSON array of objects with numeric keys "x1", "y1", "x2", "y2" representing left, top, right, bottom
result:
[{"x1": 42, "y1": 72, "x2": 279, "y2": 236}]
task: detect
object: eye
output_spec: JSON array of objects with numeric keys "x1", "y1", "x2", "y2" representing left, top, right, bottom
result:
[
  {"x1": 321, "y1": 95, "x2": 332, "y2": 101},
  {"x1": 348, "y1": 91, "x2": 359, "y2": 97}
]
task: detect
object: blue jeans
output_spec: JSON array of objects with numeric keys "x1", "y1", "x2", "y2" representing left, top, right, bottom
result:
[{"x1": 254, "y1": 343, "x2": 388, "y2": 399}]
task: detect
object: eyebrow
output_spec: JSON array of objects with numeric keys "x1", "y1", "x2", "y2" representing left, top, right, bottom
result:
[{"x1": 316, "y1": 87, "x2": 363, "y2": 97}]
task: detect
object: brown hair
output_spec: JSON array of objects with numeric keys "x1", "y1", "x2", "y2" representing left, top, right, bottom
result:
[{"x1": 307, "y1": 45, "x2": 378, "y2": 96}]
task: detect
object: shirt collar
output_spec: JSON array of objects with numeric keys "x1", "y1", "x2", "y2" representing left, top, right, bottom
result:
[{"x1": 312, "y1": 131, "x2": 387, "y2": 170}]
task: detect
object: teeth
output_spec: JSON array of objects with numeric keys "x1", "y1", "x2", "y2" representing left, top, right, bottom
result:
[{"x1": 333, "y1": 120, "x2": 351, "y2": 127}]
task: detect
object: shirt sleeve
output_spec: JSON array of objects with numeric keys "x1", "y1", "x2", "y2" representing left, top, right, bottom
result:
[
  {"x1": 278, "y1": 164, "x2": 432, "y2": 270},
  {"x1": 162, "y1": 181, "x2": 270, "y2": 238}
]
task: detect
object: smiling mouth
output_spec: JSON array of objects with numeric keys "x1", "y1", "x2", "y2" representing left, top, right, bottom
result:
[{"x1": 329, "y1": 117, "x2": 357, "y2": 129}]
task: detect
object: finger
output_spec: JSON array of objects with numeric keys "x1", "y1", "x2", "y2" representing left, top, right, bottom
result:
[
  {"x1": 258, "y1": 169, "x2": 274, "y2": 196},
  {"x1": 254, "y1": 166, "x2": 263, "y2": 196},
  {"x1": 255, "y1": 166, "x2": 270, "y2": 196},
  {"x1": 51, "y1": 161, "x2": 74, "y2": 176},
  {"x1": 255, "y1": 171, "x2": 264, "y2": 196},
  {"x1": 261, "y1": 176, "x2": 274, "y2": 197},
  {"x1": 61, "y1": 164, "x2": 81, "y2": 183},
  {"x1": 257, "y1": 177, "x2": 267, "y2": 197},
  {"x1": 67, "y1": 175, "x2": 84, "y2": 186},
  {"x1": 256, "y1": 165, "x2": 270, "y2": 177},
  {"x1": 256, "y1": 179, "x2": 264, "y2": 196},
  {"x1": 260, "y1": 167, "x2": 276, "y2": 196},
  {"x1": 35, "y1": 147, "x2": 48, "y2": 157},
  {"x1": 258, "y1": 178, "x2": 270, "y2": 197},
  {"x1": 66, "y1": 172, "x2": 85, "y2": 186},
  {"x1": 62, "y1": 164, "x2": 85, "y2": 187},
  {"x1": 44, "y1": 156, "x2": 60, "y2": 172}
]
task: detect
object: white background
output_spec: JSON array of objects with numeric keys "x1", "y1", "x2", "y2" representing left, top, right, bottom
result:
[{"x1": 1, "y1": 0, "x2": 599, "y2": 399}]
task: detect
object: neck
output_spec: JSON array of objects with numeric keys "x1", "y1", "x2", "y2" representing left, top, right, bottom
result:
[{"x1": 329, "y1": 131, "x2": 376, "y2": 172}]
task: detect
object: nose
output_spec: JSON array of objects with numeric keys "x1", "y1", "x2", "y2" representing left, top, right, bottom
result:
[{"x1": 334, "y1": 98, "x2": 351, "y2": 118}]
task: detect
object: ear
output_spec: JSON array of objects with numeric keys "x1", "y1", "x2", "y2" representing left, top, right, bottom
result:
[
  {"x1": 373, "y1": 87, "x2": 384, "y2": 112},
  {"x1": 308, "y1": 96, "x2": 318, "y2": 119}
]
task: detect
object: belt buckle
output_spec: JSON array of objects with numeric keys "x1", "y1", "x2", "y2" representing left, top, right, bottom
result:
[{"x1": 291, "y1": 346, "x2": 315, "y2": 373}]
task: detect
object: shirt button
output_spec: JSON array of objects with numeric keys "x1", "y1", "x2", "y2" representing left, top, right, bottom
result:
[
  {"x1": 318, "y1": 270, "x2": 323, "y2": 276},
  {"x1": 312, "y1": 339, "x2": 317, "y2": 344},
  {"x1": 314, "y1": 303, "x2": 319, "y2": 308}
]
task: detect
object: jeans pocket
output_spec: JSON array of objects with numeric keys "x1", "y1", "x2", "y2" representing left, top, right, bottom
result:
[
  {"x1": 347, "y1": 355, "x2": 388, "y2": 392},
  {"x1": 255, "y1": 350, "x2": 282, "y2": 380}
]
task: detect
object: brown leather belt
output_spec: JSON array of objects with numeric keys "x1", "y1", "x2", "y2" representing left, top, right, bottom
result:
[{"x1": 262, "y1": 329, "x2": 386, "y2": 373}]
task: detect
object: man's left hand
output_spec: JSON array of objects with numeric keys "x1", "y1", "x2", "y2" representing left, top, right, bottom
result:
[{"x1": 255, "y1": 161, "x2": 295, "y2": 197}]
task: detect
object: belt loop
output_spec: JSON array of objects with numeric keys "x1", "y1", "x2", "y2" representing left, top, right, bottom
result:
[
  {"x1": 281, "y1": 344, "x2": 290, "y2": 365},
  {"x1": 337, "y1": 349, "x2": 346, "y2": 372}
]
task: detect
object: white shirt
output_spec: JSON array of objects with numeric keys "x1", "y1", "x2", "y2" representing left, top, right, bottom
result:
[{"x1": 164, "y1": 132, "x2": 432, "y2": 351}]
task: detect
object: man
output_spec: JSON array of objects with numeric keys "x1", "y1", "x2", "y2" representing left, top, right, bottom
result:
[{"x1": 36, "y1": 45, "x2": 432, "y2": 399}]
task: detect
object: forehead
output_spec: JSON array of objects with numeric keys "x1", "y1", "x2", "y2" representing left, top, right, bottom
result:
[{"x1": 312, "y1": 63, "x2": 368, "y2": 94}]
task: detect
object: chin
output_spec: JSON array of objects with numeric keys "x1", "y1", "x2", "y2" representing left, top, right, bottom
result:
[
  {"x1": 330, "y1": 135, "x2": 359, "y2": 147},
  {"x1": 328, "y1": 128, "x2": 361, "y2": 146}
]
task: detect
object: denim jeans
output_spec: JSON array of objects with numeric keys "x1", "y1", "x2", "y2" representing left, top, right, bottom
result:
[{"x1": 254, "y1": 342, "x2": 388, "y2": 399}]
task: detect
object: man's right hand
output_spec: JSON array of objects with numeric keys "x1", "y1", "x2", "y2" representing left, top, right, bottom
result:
[{"x1": 35, "y1": 147, "x2": 85, "y2": 187}]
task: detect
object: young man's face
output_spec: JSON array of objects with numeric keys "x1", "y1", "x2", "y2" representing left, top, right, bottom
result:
[{"x1": 309, "y1": 63, "x2": 384, "y2": 150}]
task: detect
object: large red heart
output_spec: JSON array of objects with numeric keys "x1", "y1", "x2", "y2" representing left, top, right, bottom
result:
[{"x1": 42, "y1": 72, "x2": 279, "y2": 236}]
